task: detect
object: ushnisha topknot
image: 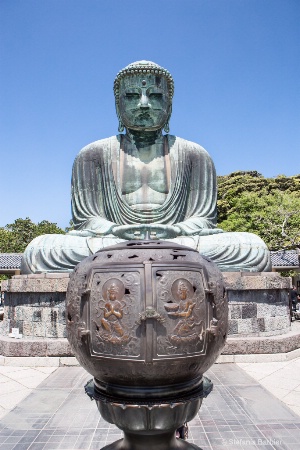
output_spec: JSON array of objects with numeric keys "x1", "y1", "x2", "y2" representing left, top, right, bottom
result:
[{"x1": 113, "y1": 60, "x2": 174, "y2": 103}]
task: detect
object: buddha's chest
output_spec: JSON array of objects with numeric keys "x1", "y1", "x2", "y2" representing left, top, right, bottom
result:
[{"x1": 121, "y1": 152, "x2": 169, "y2": 195}]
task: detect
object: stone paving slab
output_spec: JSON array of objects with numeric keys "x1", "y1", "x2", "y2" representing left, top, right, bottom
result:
[
  {"x1": 238, "y1": 357, "x2": 300, "y2": 418},
  {"x1": 0, "y1": 365, "x2": 300, "y2": 449},
  {"x1": 0, "y1": 366, "x2": 57, "y2": 420}
]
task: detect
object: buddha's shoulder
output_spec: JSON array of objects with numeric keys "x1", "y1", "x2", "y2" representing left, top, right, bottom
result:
[
  {"x1": 169, "y1": 135, "x2": 211, "y2": 158},
  {"x1": 76, "y1": 136, "x2": 120, "y2": 159}
]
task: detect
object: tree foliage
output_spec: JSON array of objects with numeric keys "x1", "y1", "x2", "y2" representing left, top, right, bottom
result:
[
  {"x1": 1, "y1": 173, "x2": 299, "y2": 255},
  {"x1": 0, "y1": 218, "x2": 65, "y2": 253},
  {"x1": 65, "y1": 219, "x2": 74, "y2": 233},
  {"x1": 217, "y1": 172, "x2": 300, "y2": 251}
]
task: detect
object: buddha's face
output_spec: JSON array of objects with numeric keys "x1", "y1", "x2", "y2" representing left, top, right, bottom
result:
[
  {"x1": 107, "y1": 285, "x2": 118, "y2": 301},
  {"x1": 117, "y1": 74, "x2": 171, "y2": 131},
  {"x1": 178, "y1": 284, "x2": 188, "y2": 300}
]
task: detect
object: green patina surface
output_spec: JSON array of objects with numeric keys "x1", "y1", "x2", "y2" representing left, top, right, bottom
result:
[{"x1": 21, "y1": 60, "x2": 271, "y2": 273}]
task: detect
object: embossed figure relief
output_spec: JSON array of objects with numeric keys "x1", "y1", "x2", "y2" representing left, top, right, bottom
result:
[
  {"x1": 205, "y1": 279, "x2": 227, "y2": 342},
  {"x1": 90, "y1": 272, "x2": 141, "y2": 357},
  {"x1": 100, "y1": 279, "x2": 131, "y2": 345},
  {"x1": 166, "y1": 279, "x2": 204, "y2": 346},
  {"x1": 156, "y1": 271, "x2": 207, "y2": 356}
]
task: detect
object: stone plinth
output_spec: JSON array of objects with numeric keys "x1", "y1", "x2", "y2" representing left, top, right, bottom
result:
[
  {"x1": 0, "y1": 274, "x2": 70, "y2": 339},
  {"x1": 223, "y1": 272, "x2": 291, "y2": 337},
  {"x1": 0, "y1": 336, "x2": 72, "y2": 358},
  {"x1": 0, "y1": 272, "x2": 294, "y2": 359}
]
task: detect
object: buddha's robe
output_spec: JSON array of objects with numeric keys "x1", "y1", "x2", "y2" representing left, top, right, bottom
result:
[{"x1": 21, "y1": 135, "x2": 271, "y2": 273}]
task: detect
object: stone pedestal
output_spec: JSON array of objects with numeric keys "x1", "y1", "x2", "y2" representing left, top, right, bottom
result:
[
  {"x1": 0, "y1": 274, "x2": 70, "y2": 338},
  {"x1": 0, "y1": 274, "x2": 72, "y2": 357},
  {"x1": 223, "y1": 272, "x2": 291, "y2": 337},
  {"x1": 0, "y1": 272, "x2": 294, "y2": 360}
]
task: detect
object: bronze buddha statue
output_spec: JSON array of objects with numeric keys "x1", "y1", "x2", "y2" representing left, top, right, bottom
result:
[{"x1": 21, "y1": 60, "x2": 271, "y2": 274}]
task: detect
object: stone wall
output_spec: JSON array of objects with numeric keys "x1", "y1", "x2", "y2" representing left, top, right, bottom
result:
[
  {"x1": 0, "y1": 272, "x2": 291, "y2": 342},
  {"x1": 0, "y1": 274, "x2": 70, "y2": 339},
  {"x1": 223, "y1": 272, "x2": 291, "y2": 337}
]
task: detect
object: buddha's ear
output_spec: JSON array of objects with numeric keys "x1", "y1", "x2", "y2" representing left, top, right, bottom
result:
[
  {"x1": 118, "y1": 120, "x2": 125, "y2": 133},
  {"x1": 115, "y1": 102, "x2": 124, "y2": 133},
  {"x1": 164, "y1": 104, "x2": 172, "y2": 134}
]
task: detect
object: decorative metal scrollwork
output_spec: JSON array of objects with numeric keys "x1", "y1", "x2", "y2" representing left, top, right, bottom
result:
[{"x1": 136, "y1": 307, "x2": 166, "y2": 325}]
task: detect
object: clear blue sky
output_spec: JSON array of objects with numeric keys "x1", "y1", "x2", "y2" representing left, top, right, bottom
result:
[{"x1": 1, "y1": 0, "x2": 299, "y2": 229}]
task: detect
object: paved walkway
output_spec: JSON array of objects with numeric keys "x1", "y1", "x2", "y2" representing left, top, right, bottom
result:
[
  {"x1": 0, "y1": 362, "x2": 300, "y2": 449},
  {"x1": 238, "y1": 358, "x2": 300, "y2": 418},
  {"x1": 2, "y1": 358, "x2": 300, "y2": 423},
  {"x1": 0, "y1": 366, "x2": 57, "y2": 420}
]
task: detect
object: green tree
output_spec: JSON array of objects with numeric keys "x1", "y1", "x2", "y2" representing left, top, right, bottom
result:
[
  {"x1": 65, "y1": 219, "x2": 74, "y2": 233},
  {"x1": 218, "y1": 172, "x2": 300, "y2": 222},
  {"x1": 0, "y1": 218, "x2": 65, "y2": 253},
  {"x1": 217, "y1": 172, "x2": 300, "y2": 251}
]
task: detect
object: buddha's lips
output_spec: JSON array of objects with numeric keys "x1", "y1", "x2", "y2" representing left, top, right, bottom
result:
[
  {"x1": 133, "y1": 113, "x2": 154, "y2": 126},
  {"x1": 135, "y1": 111, "x2": 152, "y2": 119}
]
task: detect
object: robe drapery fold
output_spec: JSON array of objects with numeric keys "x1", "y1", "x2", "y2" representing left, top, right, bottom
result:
[
  {"x1": 21, "y1": 135, "x2": 272, "y2": 274},
  {"x1": 71, "y1": 135, "x2": 217, "y2": 235}
]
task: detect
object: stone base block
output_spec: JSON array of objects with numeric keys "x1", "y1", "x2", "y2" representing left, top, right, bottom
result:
[
  {"x1": 0, "y1": 354, "x2": 79, "y2": 367},
  {"x1": 223, "y1": 324, "x2": 300, "y2": 355},
  {"x1": 0, "y1": 272, "x2": 295, "y2": 362},
  {"x1": 0, "y1": 336, "x2": 73, "y2": 357},
  {"x1": 223, "y1": 272, "x2": 291, "y2": 337},
  {"x1": 217, "y1": 347, "x2": 300, "y2": 363},
  {"x1": 0, "y1": 273, "x2": 70, "y2": 339}
]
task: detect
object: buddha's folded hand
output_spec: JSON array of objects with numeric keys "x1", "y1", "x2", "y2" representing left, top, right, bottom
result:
[{"x1": 112, "y1": 224, "x2": 181, "y2": 240}]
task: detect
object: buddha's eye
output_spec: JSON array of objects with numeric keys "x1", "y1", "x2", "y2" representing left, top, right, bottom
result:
[
  {"x1": 125, "y1": 93, "x2": 139, "y2": 100},
  {"x1": 149, "y1": 93, "x2": 163, "y2": 99}
]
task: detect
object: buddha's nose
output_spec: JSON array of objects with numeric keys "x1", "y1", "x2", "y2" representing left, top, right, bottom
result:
[{"x1": 138, "y1": 93, "x2": 151, "y2": 109}]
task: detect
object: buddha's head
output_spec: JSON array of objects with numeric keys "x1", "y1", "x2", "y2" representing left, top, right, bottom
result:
[
  {"x1": 107, "y1": 283, "x2": 119, "y2": 301},
  {"x1": 114, "y1": 61, "x2": 174, "y2": 133},
  {"x1": 178, "y1": 281, "x2": 188, "y2": 301}
]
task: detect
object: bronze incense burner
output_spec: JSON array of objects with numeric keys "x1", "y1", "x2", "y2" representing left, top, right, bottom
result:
[{"x1": 66, "y1": 240, "x2": 228, "y2": 449}]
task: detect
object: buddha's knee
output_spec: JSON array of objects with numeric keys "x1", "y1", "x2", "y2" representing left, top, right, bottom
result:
[
  {"x1": 192, "y1": 231, "x2": 271, "y2": 272},
  {"x1": 226, "y1": 231, "x2": 269, "y2": 249},
  {"x1": 21, "y1": 234, "x2": 91, "y2": 274}
]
